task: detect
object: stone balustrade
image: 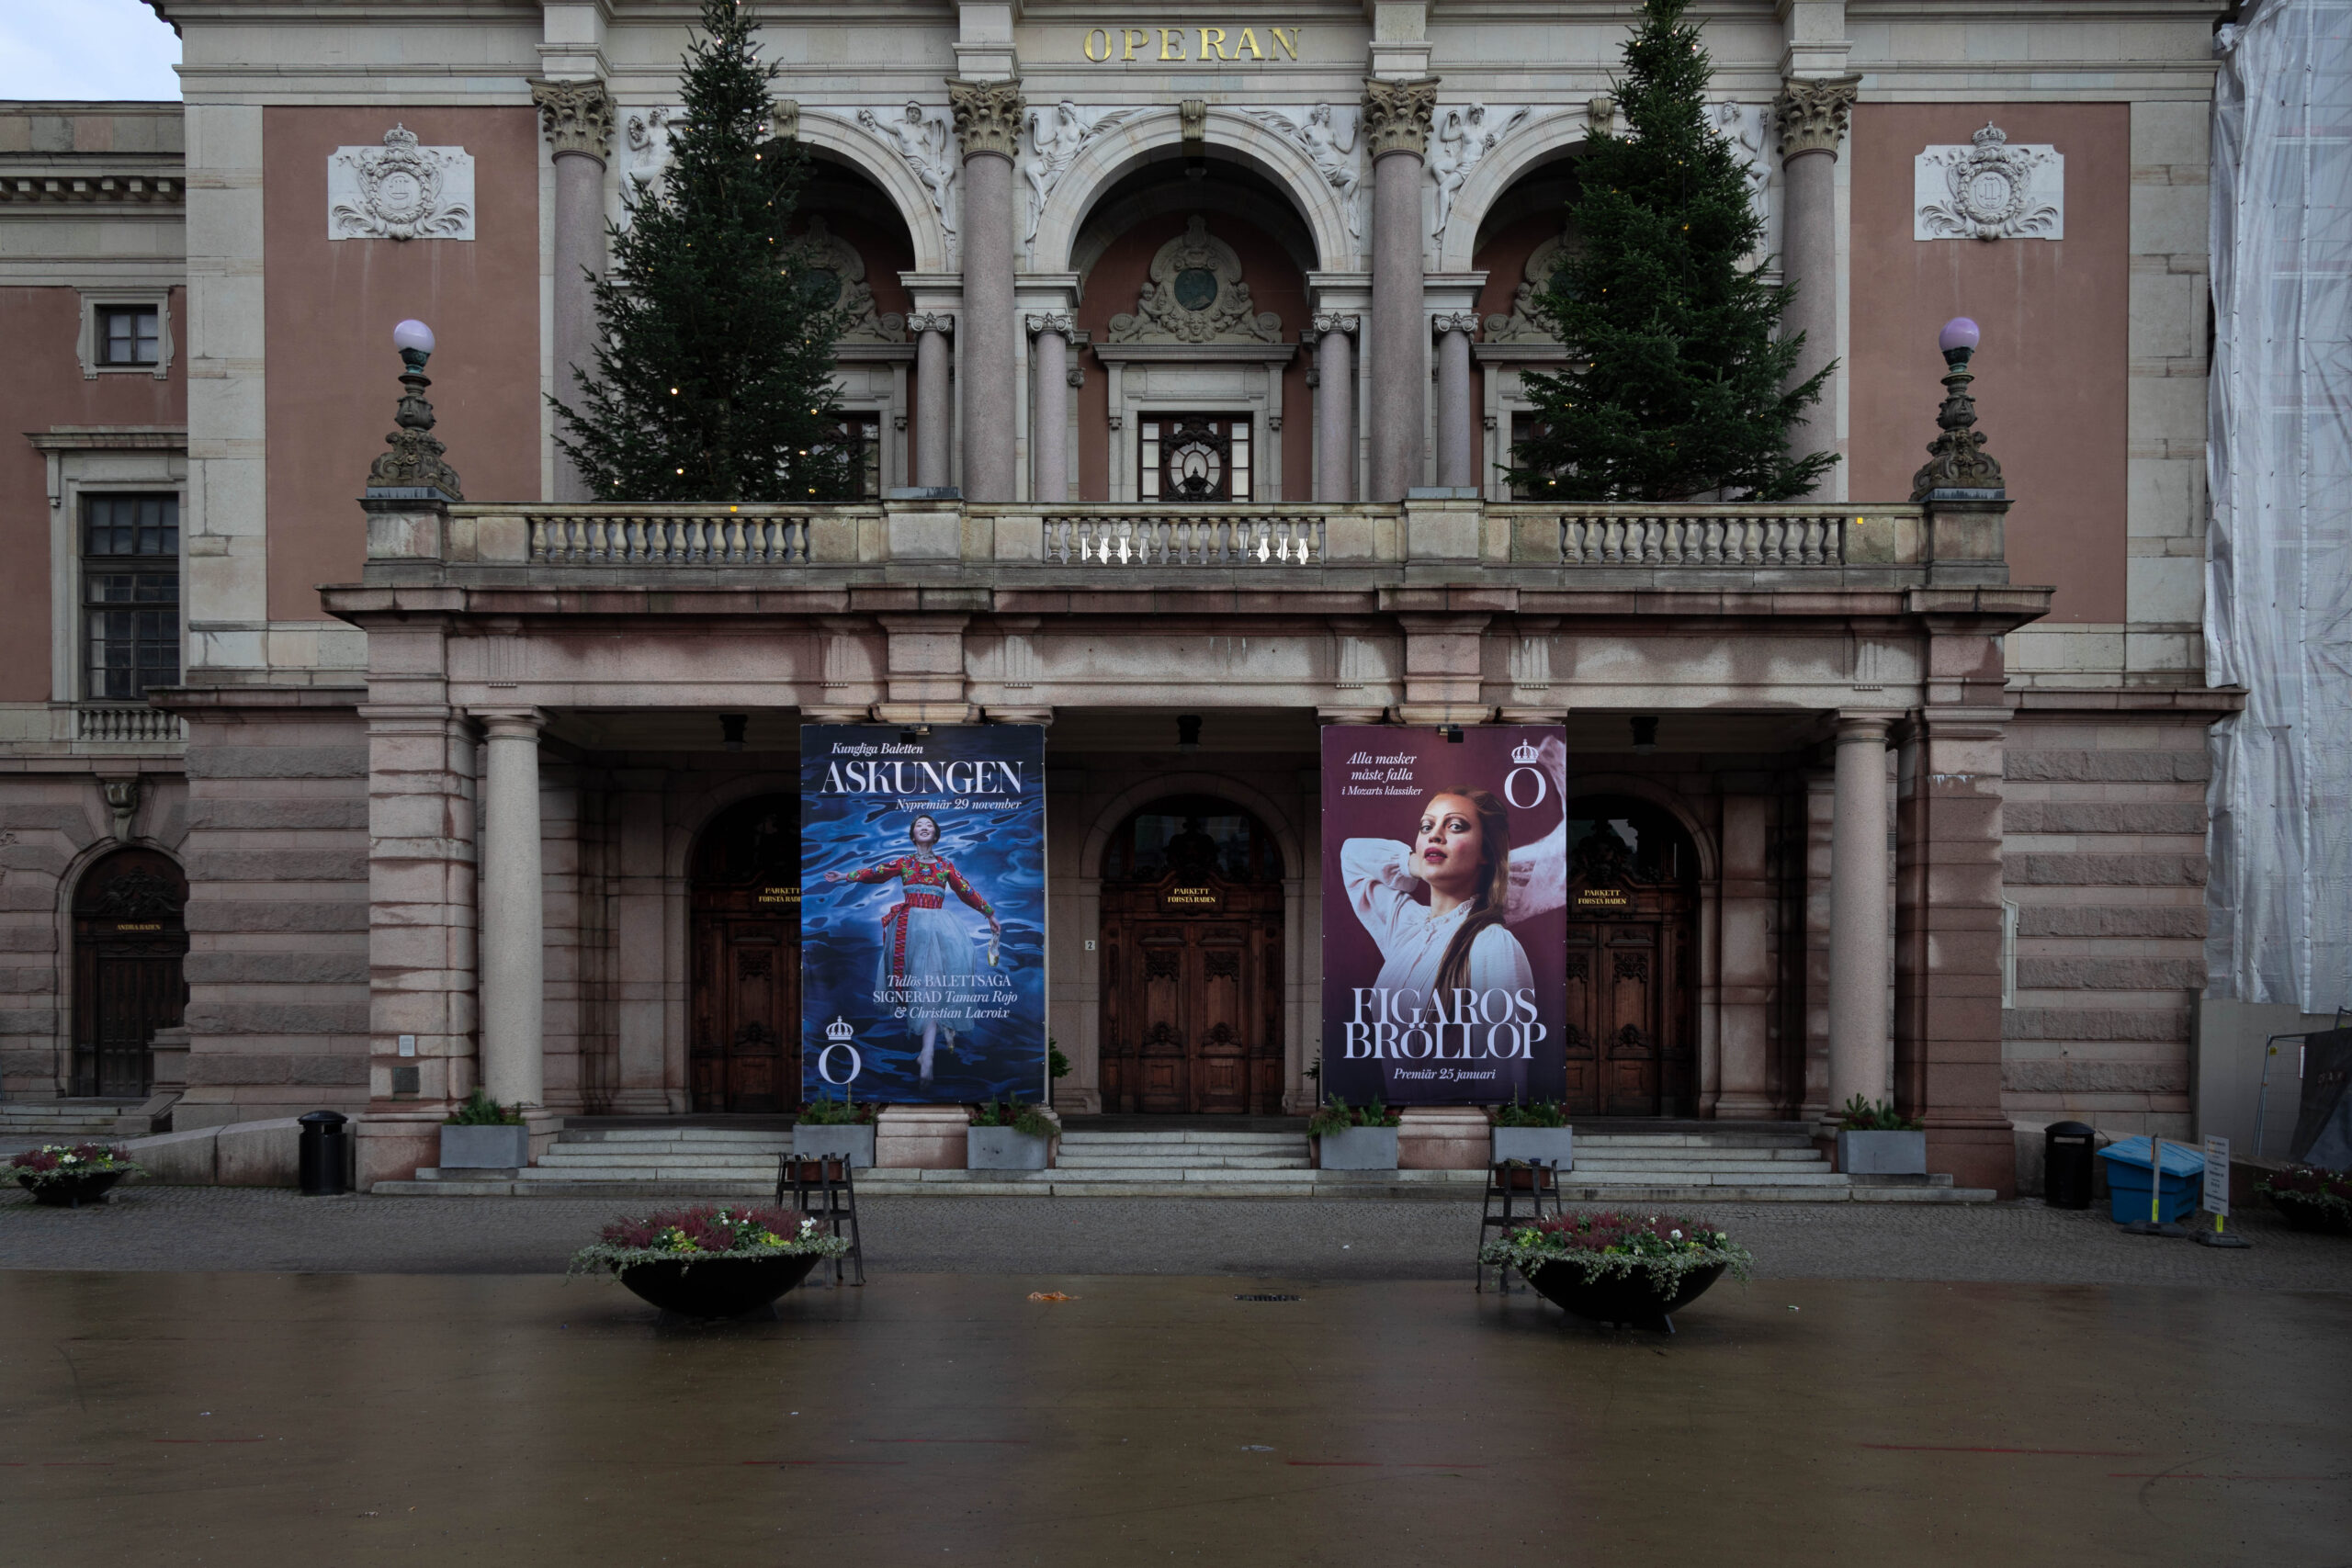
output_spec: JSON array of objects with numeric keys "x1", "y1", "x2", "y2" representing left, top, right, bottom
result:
[
  {"x1": 75, "y1": 706, "x2": 187, "y2": 743},
  {"x1": 1043, "y1": 508, "x2": 1327, "y2": 568}
]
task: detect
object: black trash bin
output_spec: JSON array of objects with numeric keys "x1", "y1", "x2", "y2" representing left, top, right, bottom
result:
[
  {"x1": 298, "y1": 1110, "x2": 351, "y2": 1196},
  {"x1": 2045, "y1": 1121, "x2": 2096, "y2": 1210}
]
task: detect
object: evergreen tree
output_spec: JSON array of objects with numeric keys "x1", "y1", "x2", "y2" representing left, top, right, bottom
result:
[
  {"x1": 554, "y1": 0, "x2": 853, "y2": 502},
  {"x1": 1508, "y1": 0, "x2": 1835, "y2": 502}
]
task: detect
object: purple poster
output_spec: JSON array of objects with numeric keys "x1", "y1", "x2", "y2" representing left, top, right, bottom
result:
[{"x1": 1321, "y1": 726, "x2": 1567, "y2": 1105}]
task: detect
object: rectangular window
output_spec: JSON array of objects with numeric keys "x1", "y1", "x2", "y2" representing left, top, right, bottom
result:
[
  {"x1": 97, "y1": 306, "x2": 162, "y2": 367},
  {"x1": 83, "y1": 493, "x2": 180, "y2": 701},
  {"x1": 833, "y1": 412, "x2": 881, "y2": 501},
  {"x1": 1510, "y1": 412, "x2": 1562, "y2": 500},
  {"x1": 1138, "y1": 413, "x2": 1250, "y2": 503}
]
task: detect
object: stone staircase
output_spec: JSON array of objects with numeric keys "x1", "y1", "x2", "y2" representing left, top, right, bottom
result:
[
  {"x1": 0, "y1": 1100, "x2": 142, "y2": 1152},
  {"x1": 1561, "y1": 1128, "x2": 1986, "y2": 1202}
]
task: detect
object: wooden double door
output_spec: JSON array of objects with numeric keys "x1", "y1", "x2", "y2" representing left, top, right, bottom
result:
[
  {"x1": 1100, "y1": 874, "x2": 1283, "y2": 1114},
  {"x1": 689, "y1": 795, "x2": 801, "y2": 1112},
  {"x1": 1561, "y1": 892, "x2": 1699, "y2": 1118},
  {"x1": 71, "y1": 849, "x2": 187, "y2": 1099}
]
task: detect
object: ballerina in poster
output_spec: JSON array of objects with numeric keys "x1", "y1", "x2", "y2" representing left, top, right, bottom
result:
[{"x1": 821, "y1": 812, "x2": 1003, "y2": 1089}]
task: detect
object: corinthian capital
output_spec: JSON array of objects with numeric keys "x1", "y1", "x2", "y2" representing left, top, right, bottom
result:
[
  {"x1": 1362, "y1": 76, "x2": 1441, "y2": 160},
  {"x1": 947, "y1": 78, "x2": 1025, "y2": 161},
  {"x1": 1775, "y1": 75, "x2": 1861, "y2": 160},
  {"x1": 530, "y1": 79, "x2": 615, "y2": 161}
]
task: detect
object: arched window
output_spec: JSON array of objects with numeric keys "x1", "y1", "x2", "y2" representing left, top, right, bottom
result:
[{"x1": 71, "y1": 847, "x2": 187, "y2": 1099}]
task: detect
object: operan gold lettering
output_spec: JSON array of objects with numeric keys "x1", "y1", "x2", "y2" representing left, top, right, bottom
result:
[
  {"x1": 1085, "y1": 25, "x2": 1298, "y2": 62},
  {"x1": 1269, "y1": 26, "x2": 1299, "y2": 58},
  {"x1": 1122, "y1": 27, "x2": 1148, "y2": 60},
  {"x1": 1159, "y1": 27, "x2": 1186, "y2": 59},
  {"x1": 1084, "y1": 28, "x2": 1112, "y2": 61},
  {"x1": 1198, "y1": 27, "x2": 1231, "y2": 60},
  {"x1": 1234, "y1": 27, "x2": 1266, "y2": 60}
]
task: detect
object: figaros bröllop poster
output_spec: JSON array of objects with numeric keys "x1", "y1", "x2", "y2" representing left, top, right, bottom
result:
[
  {"x1": 1320, "y1": 725, "x2": 1568, "y2": 1105},
  {"x1": 799, "y1": 725, "x2": 1046, "y2": 1104}
]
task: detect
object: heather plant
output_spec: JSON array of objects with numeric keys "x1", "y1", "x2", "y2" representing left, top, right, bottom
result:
[{"x1": 1479, "y1": 1210, "x2": 1754, "y2": 1287}]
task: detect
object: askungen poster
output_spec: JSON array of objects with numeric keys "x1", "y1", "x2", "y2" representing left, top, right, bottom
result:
[
  {"x1": 1320, "y1": 725, "x2": 1568, "y2": 1105},
  {"x1": 800, "y1": 725, "x2": 1046, "y2": 1104}
]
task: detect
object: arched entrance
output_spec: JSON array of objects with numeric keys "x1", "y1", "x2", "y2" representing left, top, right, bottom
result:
[
  {"x1": 71, "y1": 847, "x2": 187, "y2": 1099},
  {"x1": 1099, "y1": 795, "x2": 1285, "y2": 1113},
  {"x1": 688, "y1": 795, "x2": 801, "y2": 1112},
  {"x1": 1563, "y1": 796, "x2": 1699, "y2": 1116}
]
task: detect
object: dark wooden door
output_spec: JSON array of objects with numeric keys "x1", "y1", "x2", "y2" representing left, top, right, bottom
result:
[
  {"x1": 1101, "y1": 875, "x2": 1283, "y2": 1114},
  {"x1": 1560, "y1": 811, "x2": 1697, "y2": 1117},
  {"x1": 689, "y1": 795, "x2": 801, "y2": 1112},
  {"x1": 72, "y1": 849, "x2": 187, "y2": 1099}
]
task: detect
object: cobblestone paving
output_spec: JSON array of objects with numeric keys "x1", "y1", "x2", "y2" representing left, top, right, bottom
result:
[{"x1": 3, "y1": 1185, "x2": 2348, "y2": 1288}]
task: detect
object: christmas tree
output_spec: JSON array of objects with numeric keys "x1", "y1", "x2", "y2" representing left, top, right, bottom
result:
[
  {"x1": 554, "y1": 0, "x2": 853, "y2": 502},
  {"x1": 1507, "y1": 0, "x2": 1836, "y2": 502}
]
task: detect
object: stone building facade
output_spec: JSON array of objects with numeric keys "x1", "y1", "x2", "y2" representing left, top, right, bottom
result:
[{"x1": 0, "y1": 2, "x2": 2235, "y2": 1193}]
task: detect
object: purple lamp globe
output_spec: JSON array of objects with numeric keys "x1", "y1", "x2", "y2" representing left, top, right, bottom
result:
[
  {"x1": 1938, "y1": 316, "x2": 1981, "y2": 364},
  {"x1": 392, "y1": 318, "x2": 435, "y2": 369}
]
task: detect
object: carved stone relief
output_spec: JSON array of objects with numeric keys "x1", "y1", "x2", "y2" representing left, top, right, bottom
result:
[
  {"x1": 845, "y1": 102, "x2": 961, "y2": 257},
  {"x1": 1108, "y1": 217, "x2": 1281, "y2": 344},
  {"x1": 328, "y1": 126, "x2": 474, "y2": 241},
  {"x1": 1482, "y1": 231, "x2": 1572, "y2": 344},
  {"x1": 1915, "y1": 123, "x2": 2064, "y2": 241},
  {"x1": 1708, "y1": 101, "x2": 1777, "y2": 248},
  {"x1": 797, "y1": 215, "x2": 904, "y2": 343},
  {"x1": 1427, "y1": 102, "x2": 1531, "y2": 243},
  {"x1": 1023, "y1": 102, "x2": 1147, "y2": 243},
  {"x1": 1237, "y1": 104, "x2": 1363, "y2": 239}
]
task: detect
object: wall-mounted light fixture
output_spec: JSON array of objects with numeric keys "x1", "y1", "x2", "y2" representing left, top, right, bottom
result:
[{"x1": 1439, "y1": 723, "x2": 1464, "y2": 743}]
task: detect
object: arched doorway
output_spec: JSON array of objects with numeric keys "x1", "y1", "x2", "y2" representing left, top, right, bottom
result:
[
  {"x1": 71, "y1": 847, "x2": 187, "y2": 1099},
  {"x1": 688, "y1": 795, "x2": 800, "y2": 1112},
  {"x1": 1099, "y1": 795, "x2": 1285, "y2": 1113},
  {"x1": 1563, "y1": 796, "x2": 1699, "y2": 1116}
]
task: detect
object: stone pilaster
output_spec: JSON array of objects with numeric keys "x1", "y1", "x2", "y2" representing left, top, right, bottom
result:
[
  {"x1": 1364, "y1": 77, "x2": 1439, "y2": 502},
  {"x1": 909, "y1": 311, "x2": 956, "y2": 490},
  {"x1": 1432, "y1": 310, "x2": 1478, "y2": 490},
  {"x1": 532, "y1": 79, "x2": 614, "y2": 504},
  {"x1": 1827, "y1": 714, "x2": 1891, "y2": 1119},
  {"x1": 1027, "y1": 311, "x2": 1073, "y2": 502},
  {"x1": 1307, "y1": 312, "x2": 1358, "y2": 502},
  {"x1": 949, "y1": 78, "x2": 1023, "y2": 502},
  {"x1": 477, "y1": 708, "x2": 545, "y2": 1110},
  {"x1": 1774, "y1": 74, "x2": 1860, "y2": 485}
]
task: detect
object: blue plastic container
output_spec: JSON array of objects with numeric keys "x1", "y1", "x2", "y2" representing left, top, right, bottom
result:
[{"x1": 2096, "y1": 1135, "x2": 2203, "y2": 1224}]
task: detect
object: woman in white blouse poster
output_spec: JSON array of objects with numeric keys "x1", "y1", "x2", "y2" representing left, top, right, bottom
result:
[{"x1": 1323, "y1": 727, "x2": 1568, "y2": 1104}]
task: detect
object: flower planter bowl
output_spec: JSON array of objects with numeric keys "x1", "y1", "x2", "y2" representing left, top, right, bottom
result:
[
  {"x1": 614, "y1": 1254, "x2": 822, "y2": 1320},
  {"x1": 440, "y1": 1123, "x2": 530, "y2": 1171},
  {"x1": 794, "y1": 1123, "x2": 876, "y2": 1169},
  {"x1": 967, "y1": 1127, "x2": 1050, "y2": 1171},
  {"x1": 1836, "y1": 1129, "x2": 1926, "y2": 1176},
  {"x1": 1317, "y1": 1126, "x2": 1398, "y2": 1171},
  {"x1": 17, "y1": 1170, "x2": 126, "y2": 1208},
  {"x1": 1492, "y1": 1127, "x2": 1575, "y2": 1170},
  {"x1": 1522, "y1": 1259, "x2": 1729, "y2": 1331},
  {"x1": 2267, "y1": 1191, "x2": 2351, "y2": 1235}
]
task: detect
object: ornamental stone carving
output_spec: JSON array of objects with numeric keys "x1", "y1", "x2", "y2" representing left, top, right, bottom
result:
[
  {"x1": 948, "y1": 78, "x2": 1026, "y2": 161},
  {"x1": 1238, "y1": 105, "x2": 1363, "y2": 237},
  {"x1": 530, "y1": 80, "x2": 614, "y2": 161},
  {"x1": 1431, "y1": 310, "x2": 1480, "y2": 338},
  {"x1": 328, "y1": 126, "x2": 474, "y2": 241},
  {"x1": 1308, "y1": 310, "x2": 1360, "y2": 338},
  {"x1": 1428, "y1": 102, "x2": 1530, "y2": 241},
  {"x1": 1915, "y1": 123, "x2": 2064, "y2": 241},
  {"x1": 1023, "y1": 102, "x2": 1146, "y2": 243},
  {"x1": 1108, "y1": 217, "x2": 1283, "y2": 344},
  {"x1": 907, "y1": 311, "x2": 956, "y2": 336},
  {"x1": 1362, "y1": 77, "x2": 1441, "y2": 160},
  {"x1": 797, "y1": 216, "x2": 900, "y2": 343},
  {"x1": 367, "y1": 357, "x2": 463, "y2": 502},
  {"x1": 1482, "y1": 231, "x2": 1571, "y2": 344},
  {"x1": 1774, "y1": 75, "x2": 1861, "y2": 159},
  {"x1": 1909, "y1": 344, "x2": 2005, "y2": 500},
  {"x1": 1025, "y1": 311, "x2": 1075, "y2": 337},
  {"x1": 849, "y1": 103, "x2": 960, "y2": 253}
]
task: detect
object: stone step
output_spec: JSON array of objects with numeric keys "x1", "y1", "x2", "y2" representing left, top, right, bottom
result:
[
  {"x1": 1566, "y1": 1157, "x2": 1833, "y2": 1174},
  {"x1": 1568, "y1": 1147, "x2": 1826, "y2": 1162},
  {"x1": 556, "y1": 1128, "x2": 801, "y2": 1145},
  {"x1": 1056, "y1": 1154, "x2": 1310, "y2": 1169},
  {"x1": 1574, "y1": 1134, "x2": 1818, "y2": 1149}
]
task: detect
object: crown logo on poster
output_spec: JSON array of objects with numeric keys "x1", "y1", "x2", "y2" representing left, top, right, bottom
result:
[
  {"x1": 1511, "y1": 739, "x2": 1541, "y2": 765},
  {"x1": 826, "y1": 1016, "x2": 855, "y2": 1043}
]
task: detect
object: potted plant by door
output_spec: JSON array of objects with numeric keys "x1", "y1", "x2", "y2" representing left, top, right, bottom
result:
[
  {"x1": 967, "y1": 1100, "x2": 1057, "y2": 1170},
  {"x1": 1310, "y1": 1096, "x2": 1401, "y2": 1171},
  {"x1": 794, "y1": 1091, "x2": 878, "y2": 1168},
  {"x1": 1491, "y1": 1096, "x2": 1575, "y2": 1170},
  {"x1": 9, "y1": 1143, "x2": 144, "y2": 1207},
  {"x1": 1479, "y1": 1211, "x2": 1754, "y2": 1331},
  {"x1": 439, "y1": 1088, "x2": 530, "y2": 1170},
  {"x1": 2256, "y1": 1165, "x2": 2352, "y2": 1235},
  {"x1": 1834, "y1": 1095, "x2": 1927, "y2": 1176},
  {"x1": 571, "y1": 1204, "x2": 851, "y2": 1319}
]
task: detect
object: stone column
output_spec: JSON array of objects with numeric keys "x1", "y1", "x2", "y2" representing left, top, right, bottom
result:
[
  {"x1": 478, "y1": 710, "x2": 546, "y2": 1110},
  {"x1": 1715, "y1": 795, "x2": 1776, "y2": 1117},
  {"x1": 1026, "y1": 313, "x2": 1071, "y2": 502},
  {"x1": 1309, "y1": 313, "x2": 1358, "y2": 502},
  {"x1": 1827, "y1": 715, "x2": 1890, "y2": 1117},
  {"x1": 1363, "y1": 77, "x2": 1439, "y2": 502},
  {"x1": 949, "y1": 78, "x2": 1024, "y2": 503},
  {"x1": 1774, "y1": 75, "x2": 1860, "y2": 480},
  {"x1": 1432, "y1": 310, "x2": 1477, "y2": 490},
  {"x1": 530, "y1": 80, "x2": 615, "y2": 504},
  {"x1": 910, "y1": 313, "x2": 955, "y2": 489}
]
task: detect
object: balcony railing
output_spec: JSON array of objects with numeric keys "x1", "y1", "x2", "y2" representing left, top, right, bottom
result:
[
  {"x1": 528, "y1": 508, "x2": 818, "y2": 565},
  {"x1": 75, "y1": 705, "x2": 185, "y2": 742},
  {"x1": 1044, "y1": 508, "x2": 1327, "y2": 567},
  {"x1": 1555, "y1": 508, "x2": 1849, "y2": 567}
]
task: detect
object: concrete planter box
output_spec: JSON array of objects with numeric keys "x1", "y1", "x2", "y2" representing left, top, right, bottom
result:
[
  {"x1": 1317, "y1": 1126, "x2": 1399, "y2": 1171},
  {"x1": 1837, "y1": 1129, "x2": 1927, "y2": 1176},
  {"x1": 794, "y1": 1123, "x2": 876, "y2": 1169},
  {"x1": 967, "y1": 1127, "x2": 1051, "y2": 1170},
  {"x1": 439, "y1": 1123, "x2": 530, "y2": 1171},
  {"x1": 1492, "y1": 1127, "x2": 1576, "y2": 1169}
]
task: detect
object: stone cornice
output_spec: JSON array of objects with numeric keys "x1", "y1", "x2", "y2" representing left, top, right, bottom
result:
[
  {"x1": 530, "y1": 78, "x2": 614, "y2": 161},
  {"x1": 1362, "y1": 77, "x2": 1441, "y2": 160},
  {"x1": 946, "y1": 77, "x2": 1024, "y2": 161}
]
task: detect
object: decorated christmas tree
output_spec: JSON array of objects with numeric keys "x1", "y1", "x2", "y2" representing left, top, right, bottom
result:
[
  {"x1": 1508, "y1": 0, "x2": 1836, "y2": 502},
  {"x1": 553, "y1": 0, "x2": 852, "y2": 502}
]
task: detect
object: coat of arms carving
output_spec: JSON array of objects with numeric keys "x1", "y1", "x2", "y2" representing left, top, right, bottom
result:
[
  {"x1": 1108, "y1": 217, "x2": 1281, "y2": 344},
  {"x1": 328, "y1": 126, "x2": 476, "y2": 242},
  {"x1": 1915, "y1": 123, "x2": 2063, "y2": 242}
]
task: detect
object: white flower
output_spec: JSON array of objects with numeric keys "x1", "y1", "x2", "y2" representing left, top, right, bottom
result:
[{"x1": 1669, "y1": 1229, "x2": 1682, "y2": 1241}]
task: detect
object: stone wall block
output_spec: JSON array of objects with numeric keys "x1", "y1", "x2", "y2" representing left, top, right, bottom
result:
[
  {"x1": 187, "y1": 746, "x2": 370, "y2": 780},
  {"x1": 2003, "y1": 1007, "x2": 2192, "y2": 1043},
  {"x1": 2003, "y1": 852, "x2": 2205, "y2": 886},
  {"x1": 184, "y1": 953, "x2": 370, "y2": 986},
  {"x1": 2005, "y1": 750, "x2": 2209, "y2": 783},
  {"x1": 2015, "y1": 904, "x2": 2203, "y2": 939},
  {"x1": 2015, "y1": 956, "x2": 2206, "y2": 990}
]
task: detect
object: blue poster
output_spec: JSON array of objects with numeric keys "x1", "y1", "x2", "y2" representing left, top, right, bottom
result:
[{"x1": 799, "y1": 724, "x2": 1046, "y2": 1104}]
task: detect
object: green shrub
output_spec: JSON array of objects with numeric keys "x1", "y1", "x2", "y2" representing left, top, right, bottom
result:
[
  {"x1": 1493, "y1": 1094, "x2": 1569, "y2": 1128},
  {"x1": 444, "y1": 1089, "x2": 522, "y2": 1126},
  {"x1": 1838, "y1": 1094, "x2": 1921, "y2": 1132}
]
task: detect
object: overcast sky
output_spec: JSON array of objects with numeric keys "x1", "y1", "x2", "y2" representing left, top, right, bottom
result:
[{"x1": 1, "y1": 0, "x2": 182, "y2": 102}]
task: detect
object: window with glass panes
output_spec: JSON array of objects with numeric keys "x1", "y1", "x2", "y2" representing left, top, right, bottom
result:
[
  {"x1": 83, "y1": 494, "x2": 180, "y2": 700},
  {"x1": 1139, "y1": 414, "x2": 1250, "y2": 502},
  {"x1": 831, "y1": 412, "x2": 882, "y2": 500},
  {"x1": 1510, "y1": 411, "x2": 1561, "y2": 500},
  {"x1": 97, "y1": 306, "x2": 161, "y2": 367}
]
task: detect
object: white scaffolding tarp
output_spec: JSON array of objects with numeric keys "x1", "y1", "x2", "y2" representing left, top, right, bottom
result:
[{"x1": 2206, "y1": 0, "x2": 2352, "y2": 1010}]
